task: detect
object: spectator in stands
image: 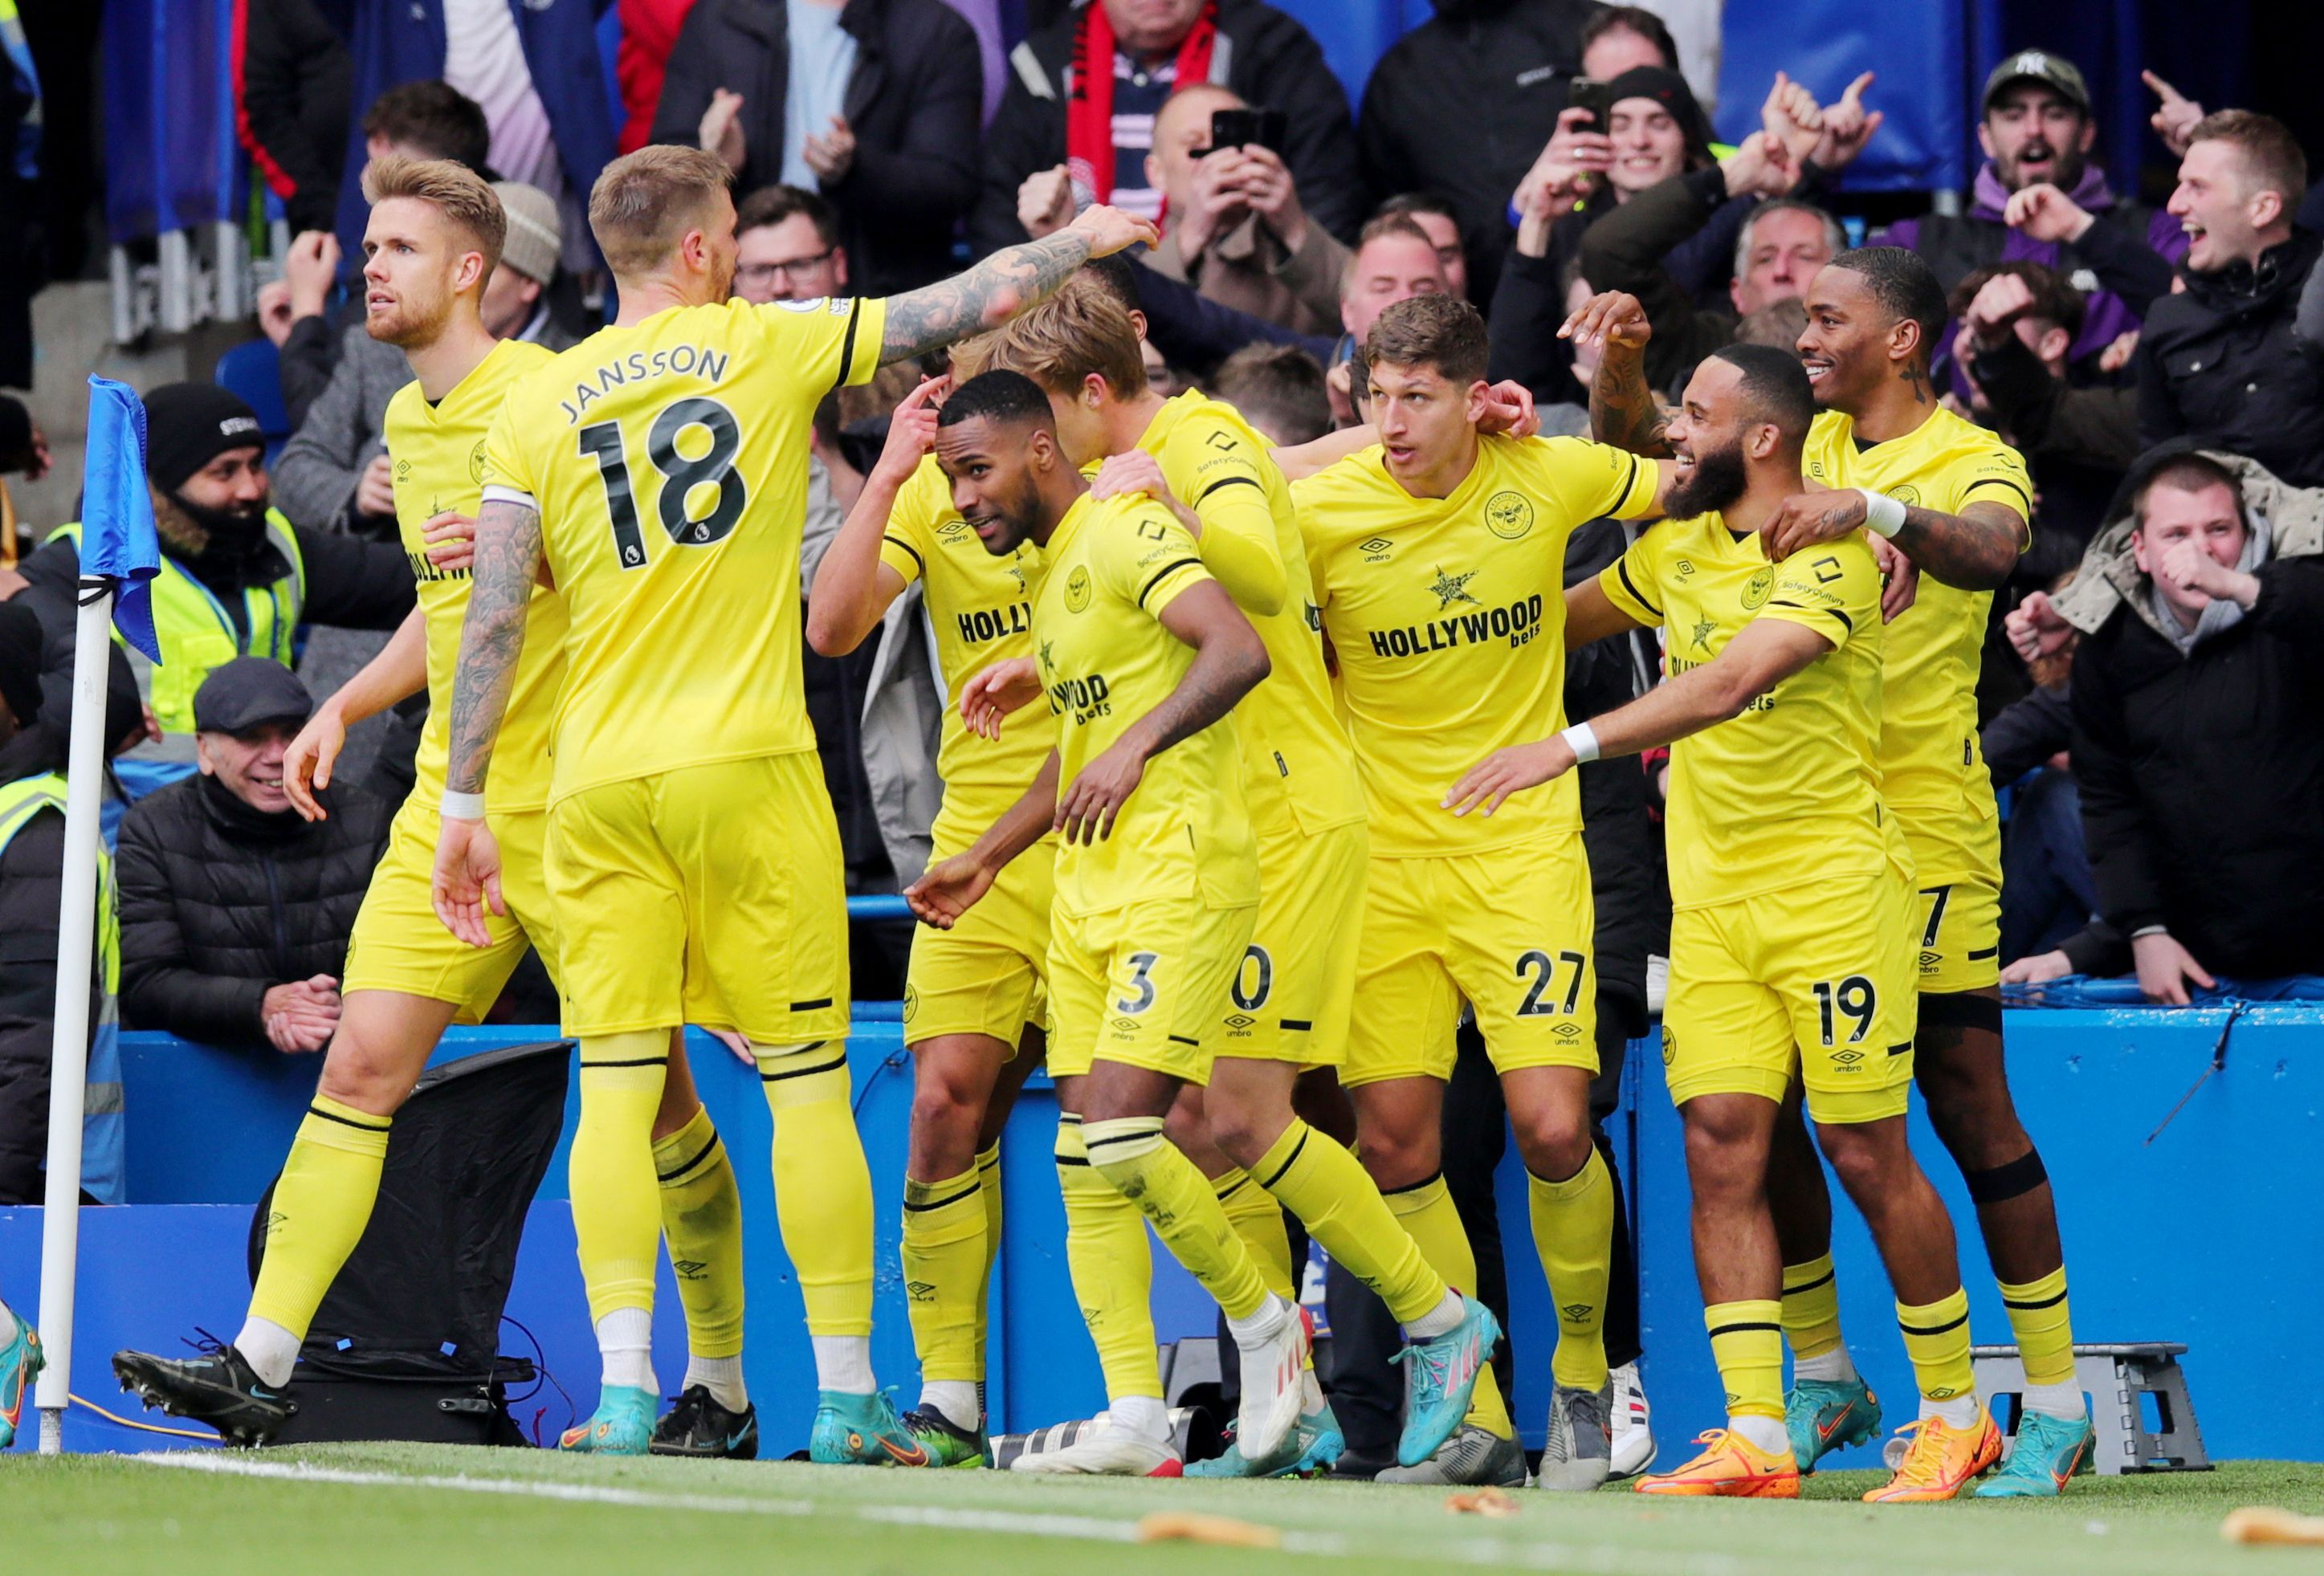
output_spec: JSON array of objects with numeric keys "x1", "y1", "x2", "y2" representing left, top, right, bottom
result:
[
  {"x1": 116, "y1": 660, "x2": 389, "y2": 1053},
  {"x1": 1138, "y1": 83, "x2": 1347, "y2": 336},
  {"x1": 1326, "y1": 213, "x2": 1449, "y2": 421},
  {"x1": 1880, "y1": 51, "x2": 2179, "y2": 384},
  {"x1": 1981, "y1": 588, "x2": 2095, "y2": 970},
  {"x1": 1356, "y1": 0, "x2": 1599, "y2": 299},
  {"x1": 261, "y1": 82, "x2": 493, "y2": 427},
  {"x1": 1373, "y1": 191, "x2": 1469, "y2": 301},
  {"x1": 332, "y1": 0, "x2": 614, "y2": 286},
  {"x1": 731, "y1": 184, "x2": 850, "y2": 304},
  {"x1": 478, "y1": 181, "x2": 577, "y2": 346},
  {"x1": 614, "y1": 0, "x2": 695, "y2": 155},
  {"x1": 973, "y1": 0, "x2": 1360, "y2": 256},
  {"x1": 5, "y1": 385, "x2": 413, "y2": 772},
  {"x1": 2138, "y1": 112, "x2": 2324, "y2": 487},
  {"x1": 0, "y1": 601, "x2": 144, "y2": 1205},
  {"x1": 2008, "y1": 452, "x2": 2324, "y2": 1000},
  {"x1": 1209, "y1": 341, "x2": 1330, "y2": 445},
  {"x1": 233, "y1": 0, "x2": 356, "y2": 236},
  {"x1": 651, "y1": 0, "x2": 982, "y2": 293}
]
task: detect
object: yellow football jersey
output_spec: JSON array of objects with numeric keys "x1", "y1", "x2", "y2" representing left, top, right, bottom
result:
[
  {"x1": 482, "y1": 295, "x2": 887, "y2": 800},
  {"x1": 1295, "y1": 434, "x2": 1661, "y2": 855},
  {"x1": 382, "y1": 336, "x2": 565, "y2": 810},
  {"x1": 1140, "y1": 389, "x2": 1364, "y2": 837},
  {"x1": 1804, "y1": 407, "x2": 2030, "y2": 844},
  {"x1": 879, "y1": 454, "x2": 1054, "y2": 826},
  {"x1": 1600, "y1": 512, "x2": 1895, "y2": 909},
  {"x1": 1034, "y1": 490, "x2": 1258, "y2": 917}
]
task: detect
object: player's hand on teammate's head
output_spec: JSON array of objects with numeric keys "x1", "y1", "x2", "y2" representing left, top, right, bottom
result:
[
  {"x1": 1560, "y1": 291, "x2": 1653, "y2": 352},
  {"x1": 1089, "y1": 448, "x2": 1172, "y2": 506},
  {"x1": 1064, "y1": 203, "x2": 1163, "y2": 259},
  {"x1": 1476, "y1": 380, "x2": 1539, "y2": 439},
  {"x1": 430, "y1": 815, "x2": 507, "y2": 949},
  {"x1": 1442, "y1": 738, "x2": 1575, "y2": 819},
  {"x1": 1870, "y1": 534, "x2": 1919, "y2": 623},
  {"x1": 282, "y1": 701, "x2": 349, "y2": 823},
  {"x1": 1759, "y1": 487, "x2": 1868, "y2": 562},
  {"x1": 960, "y1": 656, "x2": 1042, "y2": 740},
  {"x1": 904, "y1": 852, "x2": 997, "y2": 928},
  {"x1": 422, "y1": 511, "x2": 479, "y2": 574},
  {"x1": 1054, "y1": 740, "x2": 1148, "y2": 845},
  {"x1": 875, "y1": 375, "x2": 952, "y2": 483}
]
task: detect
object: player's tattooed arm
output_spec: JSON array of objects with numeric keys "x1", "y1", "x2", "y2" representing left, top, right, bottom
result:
[
  {"x1": 1564, "y1": 290, "x2": 1675, "y2": 459},
  {"x1": 1759, "y1": 491, "x2": 2025, "y2": 590},
  {"x1": 444, "y1": 497, "x2": 544, "y2": 796},
  {"x1": 879, "y1": 206, "x2": 1161, "y2": 364},
  {"x1": 1056, "y1": 580, "x2": 1269, "y2": 844}
]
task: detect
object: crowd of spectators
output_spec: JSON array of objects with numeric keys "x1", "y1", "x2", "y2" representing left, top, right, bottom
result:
[{"x1": 2, "y1": 4, "x2": 2322, "y2": 1206}]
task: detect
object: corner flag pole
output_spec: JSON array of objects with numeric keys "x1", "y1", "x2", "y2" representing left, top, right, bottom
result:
[
  {"x1": 34, "y1": 377, "x2": 161, "y2": 1453},
  {"x1": 31, "y1": 576, "x2": 112, "y2": 1454}
]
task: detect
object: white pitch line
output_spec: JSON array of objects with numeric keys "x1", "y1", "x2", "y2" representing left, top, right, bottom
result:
[{"x1": 127, "y1": 1450, "x2": 1968, "y2": 1576}]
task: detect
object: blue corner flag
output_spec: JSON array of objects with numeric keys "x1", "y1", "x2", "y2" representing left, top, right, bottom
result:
[{"x1": 80, "y1": 376, "x2": 162, "y2": 663}]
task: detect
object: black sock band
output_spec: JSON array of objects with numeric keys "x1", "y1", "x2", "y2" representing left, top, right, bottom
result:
[
  {"x1": 1965, "y1": 1147, "x2": 2049, "y2": 1204},
  {"x1": 1919, "y1": 990, "x2": 2004, "y2": 1035}
]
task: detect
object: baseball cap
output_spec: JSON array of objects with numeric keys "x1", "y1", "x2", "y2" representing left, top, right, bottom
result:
[
  {"x1": 1983, "y1": 50, "x2": 2091, "y2": 115},
  {"x1": 192, "y1": 657, "x2": 315, "y2": 736}
]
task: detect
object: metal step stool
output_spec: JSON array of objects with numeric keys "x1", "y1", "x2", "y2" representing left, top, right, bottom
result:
[{"x1": 1970, "y1": 1342, "x2": 2211, "y2": 1474}]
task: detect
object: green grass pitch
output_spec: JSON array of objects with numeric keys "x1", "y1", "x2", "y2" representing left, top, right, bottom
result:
[{"x1": 10, "y1": 1445, "x2": 2324, "y2": 1575}]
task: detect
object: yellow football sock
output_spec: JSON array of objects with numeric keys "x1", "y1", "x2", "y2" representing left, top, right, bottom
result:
[
  {"x1": 1527, "y1": 1148, "x2": 1614, "y2": 1391},
  {"x1": 1897, "y1": 1288, "x2": 1977, "y2": 1404},
  {"x1": 1998, "y1": 1267, "x2": 2076, "y2": 1388},
  {"x1": 1706, "y1": 1299, "x2": 1786, "y2": 1421},
  {"x1": 1055, "y1": 1115, "x2": 1160, "y2": 1403},
  {"x1": 1384, "y1": 1173, "x2": 1513, "y2": 1440},
  {"x1": 570, "y1": 1032, "x2": 671, "y2": 1324},
  {"x1": 759, "y1": 1040, "x2": 874, "y2": 1336},
  {"x1": 247, "y1": 1096, "x2": 392, "y2": 1334},
  {"x1": 1781, "y1": 1253, "x2": 1845, "y2": 1361},
  {"x1": 901, "y1": 1163, "x2": 985, "y2": 1385},
  {"x1": 973, "y1": 1139, "x2": 1003, "y2": 1380},
  {"x1": 1084, "y1": 1116, "x2": 1270, "y2": 1321},
  {"x1": 1255, "y1": 1119, "x2": 1447, "y2": 1325},
  {"x1": 1214, "y1": 1167, "x2": 1296, "y2": 1301},
  {"x1": 654, "y1": 1106, "x2": 744, "y2": 1360}
]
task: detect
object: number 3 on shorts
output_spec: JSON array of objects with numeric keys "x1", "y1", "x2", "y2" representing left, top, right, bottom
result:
[
  {"x1": 1515, "y1": 948, "x2": 1586, "y2": 1016},
  {"x1": 1115, "y1": 951, "x2": 1160, "y2": 1015}
]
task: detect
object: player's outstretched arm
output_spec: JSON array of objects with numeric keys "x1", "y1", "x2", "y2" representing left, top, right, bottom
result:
[
  {"x1": 1056, "y1": 580, "x2": 1268, "y2": 845},
  {"x1": 1760, "y1": 491, "x2": 2025, "y2": 590},
  {"x1": 906, "y1": 749, "x2": 1062, "y2": 927},
  {"x1": 807, "y1": 376, "x2": 944, "y2": 655},
  {"x1": 285, "y1": 605, "x2": 429, "y2": 821},
  {"x1": 1445, "y1": 617, "x2": 1831, "y2": 817},
  {"x1": 880, "y1": 206, "x2": 1161, "y2": 364}
]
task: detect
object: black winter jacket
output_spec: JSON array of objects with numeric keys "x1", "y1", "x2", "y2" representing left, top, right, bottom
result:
[
  {"x1": 1356, "y1": 0, "x2": 1600, "y2": 301},
  {"x1": 2134, "y1": 230, "x2": 2324, "y2": 487},
  {"x1": 971, "y1": 0, "x2": 1362, "y2": 256},
  {"x1": 649, "y1": 0, "x2": 983, "y2": 295},
  {"x1": 2069, "y1": 553, "x2": 2324, "y2": 979},
  {"x1": 116, "y1": 773, "x2": 390, "y2": 1049},
  {"x1": 233, "y1": 0, "x2": 356, "y2": 235}
]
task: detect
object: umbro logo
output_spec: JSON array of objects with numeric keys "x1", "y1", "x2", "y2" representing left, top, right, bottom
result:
[
  {"x1": 1360, "y1": 536, "x2": 1394, "y2": 560},
  {"x1": 906, "y1": 1279, "x2": 937, "y2": 1301},
  {"x1": 1919, "y1": 949, "x2": 1941, "y2": 971},
  {"x1": 1831, "y1": 1049, "x2": 1865, "y2": 1068},
  {"x1": 1560, "y1": 1303, "x2": 1593, "y2": 1321},
  {"x1": 671, "y1": 1256, "x2": 709, "y2": 1280},
  {"x1": 1109, "y1": 1016, "x2": 1140, "y2": 1034},
  {"x1": 1225, "y1": 1013, "x2": 1256, "y2": 1031}
]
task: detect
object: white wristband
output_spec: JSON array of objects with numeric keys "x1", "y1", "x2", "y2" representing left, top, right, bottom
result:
[
  {"x1": 440, "y1": 789, "x2": 486, "y2": 821},
  {"x1": 1858, "y1": 488, "x2": 1907, "y2": 539},
  {"x1": 1560, "y1": 722, "x2": 1601, "y2": 764}
]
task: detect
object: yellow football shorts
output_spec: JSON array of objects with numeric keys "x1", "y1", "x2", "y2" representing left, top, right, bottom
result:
[
  {"x1": 903, "y1": 834, "x2": 1056, "y2": 1049},
  {"x1": 1662, "y1": 870, "x2": 1918, "y2": 1125},
  {"x1": 343, "y1": 796, "x2": 560, "y2": 1018},
  {"x1": 548, "y1": 752, "x2": 849, "y2": 1044},
  {"x1": 1046, "y1": 894, "x2": 1257, "y2": 1085},
  {"x1": 1907, "y1": 862, "x2": 2003, "y2": 994},
  {"x1": 1343, "y1": 833, "x2": 1598, "y2": 1088},
  {"x1": 1214, "y1": 819, "x2": 1367, "y2": 1066}
]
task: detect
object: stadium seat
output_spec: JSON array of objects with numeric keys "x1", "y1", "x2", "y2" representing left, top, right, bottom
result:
[{"x1": 213, "y1": 338, "x2": 291, "y2": 466}]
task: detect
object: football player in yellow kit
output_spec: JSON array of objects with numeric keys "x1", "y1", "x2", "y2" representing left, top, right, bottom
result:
[
  {"x1": 1584, "y1": 250, "x2": 2077, "y2": 1499},
  {"x1": 975, "y1": 283, "x2": 1496, "y2": 1480},
  {"x1": 431, "y1": 145, "x2": 1157, "y2": 1457},
  {"x1": 112, "y1": 159, "x2": 748, "y2": 1456},
  {"x1": 907, "y1": 369, "x2": 1312, "y2": 1476}
]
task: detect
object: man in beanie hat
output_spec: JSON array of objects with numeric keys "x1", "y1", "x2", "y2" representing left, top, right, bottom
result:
[
  {"x1": 482, "y1": 180, "x2": 578, "y2": 349},
  {"x1": 7, "y1": 381, "x2": 414, "y2": 783}
]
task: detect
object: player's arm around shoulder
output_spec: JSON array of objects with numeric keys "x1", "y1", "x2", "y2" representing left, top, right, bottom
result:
[{"x1": 1160, "y1": 413, "x2": 1288, "y2": 616}]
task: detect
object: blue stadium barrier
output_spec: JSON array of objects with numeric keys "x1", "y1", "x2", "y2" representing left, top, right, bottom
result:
[{"x1": 5, "y1": 1004, "x2": 2314, "y2": 1459}]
